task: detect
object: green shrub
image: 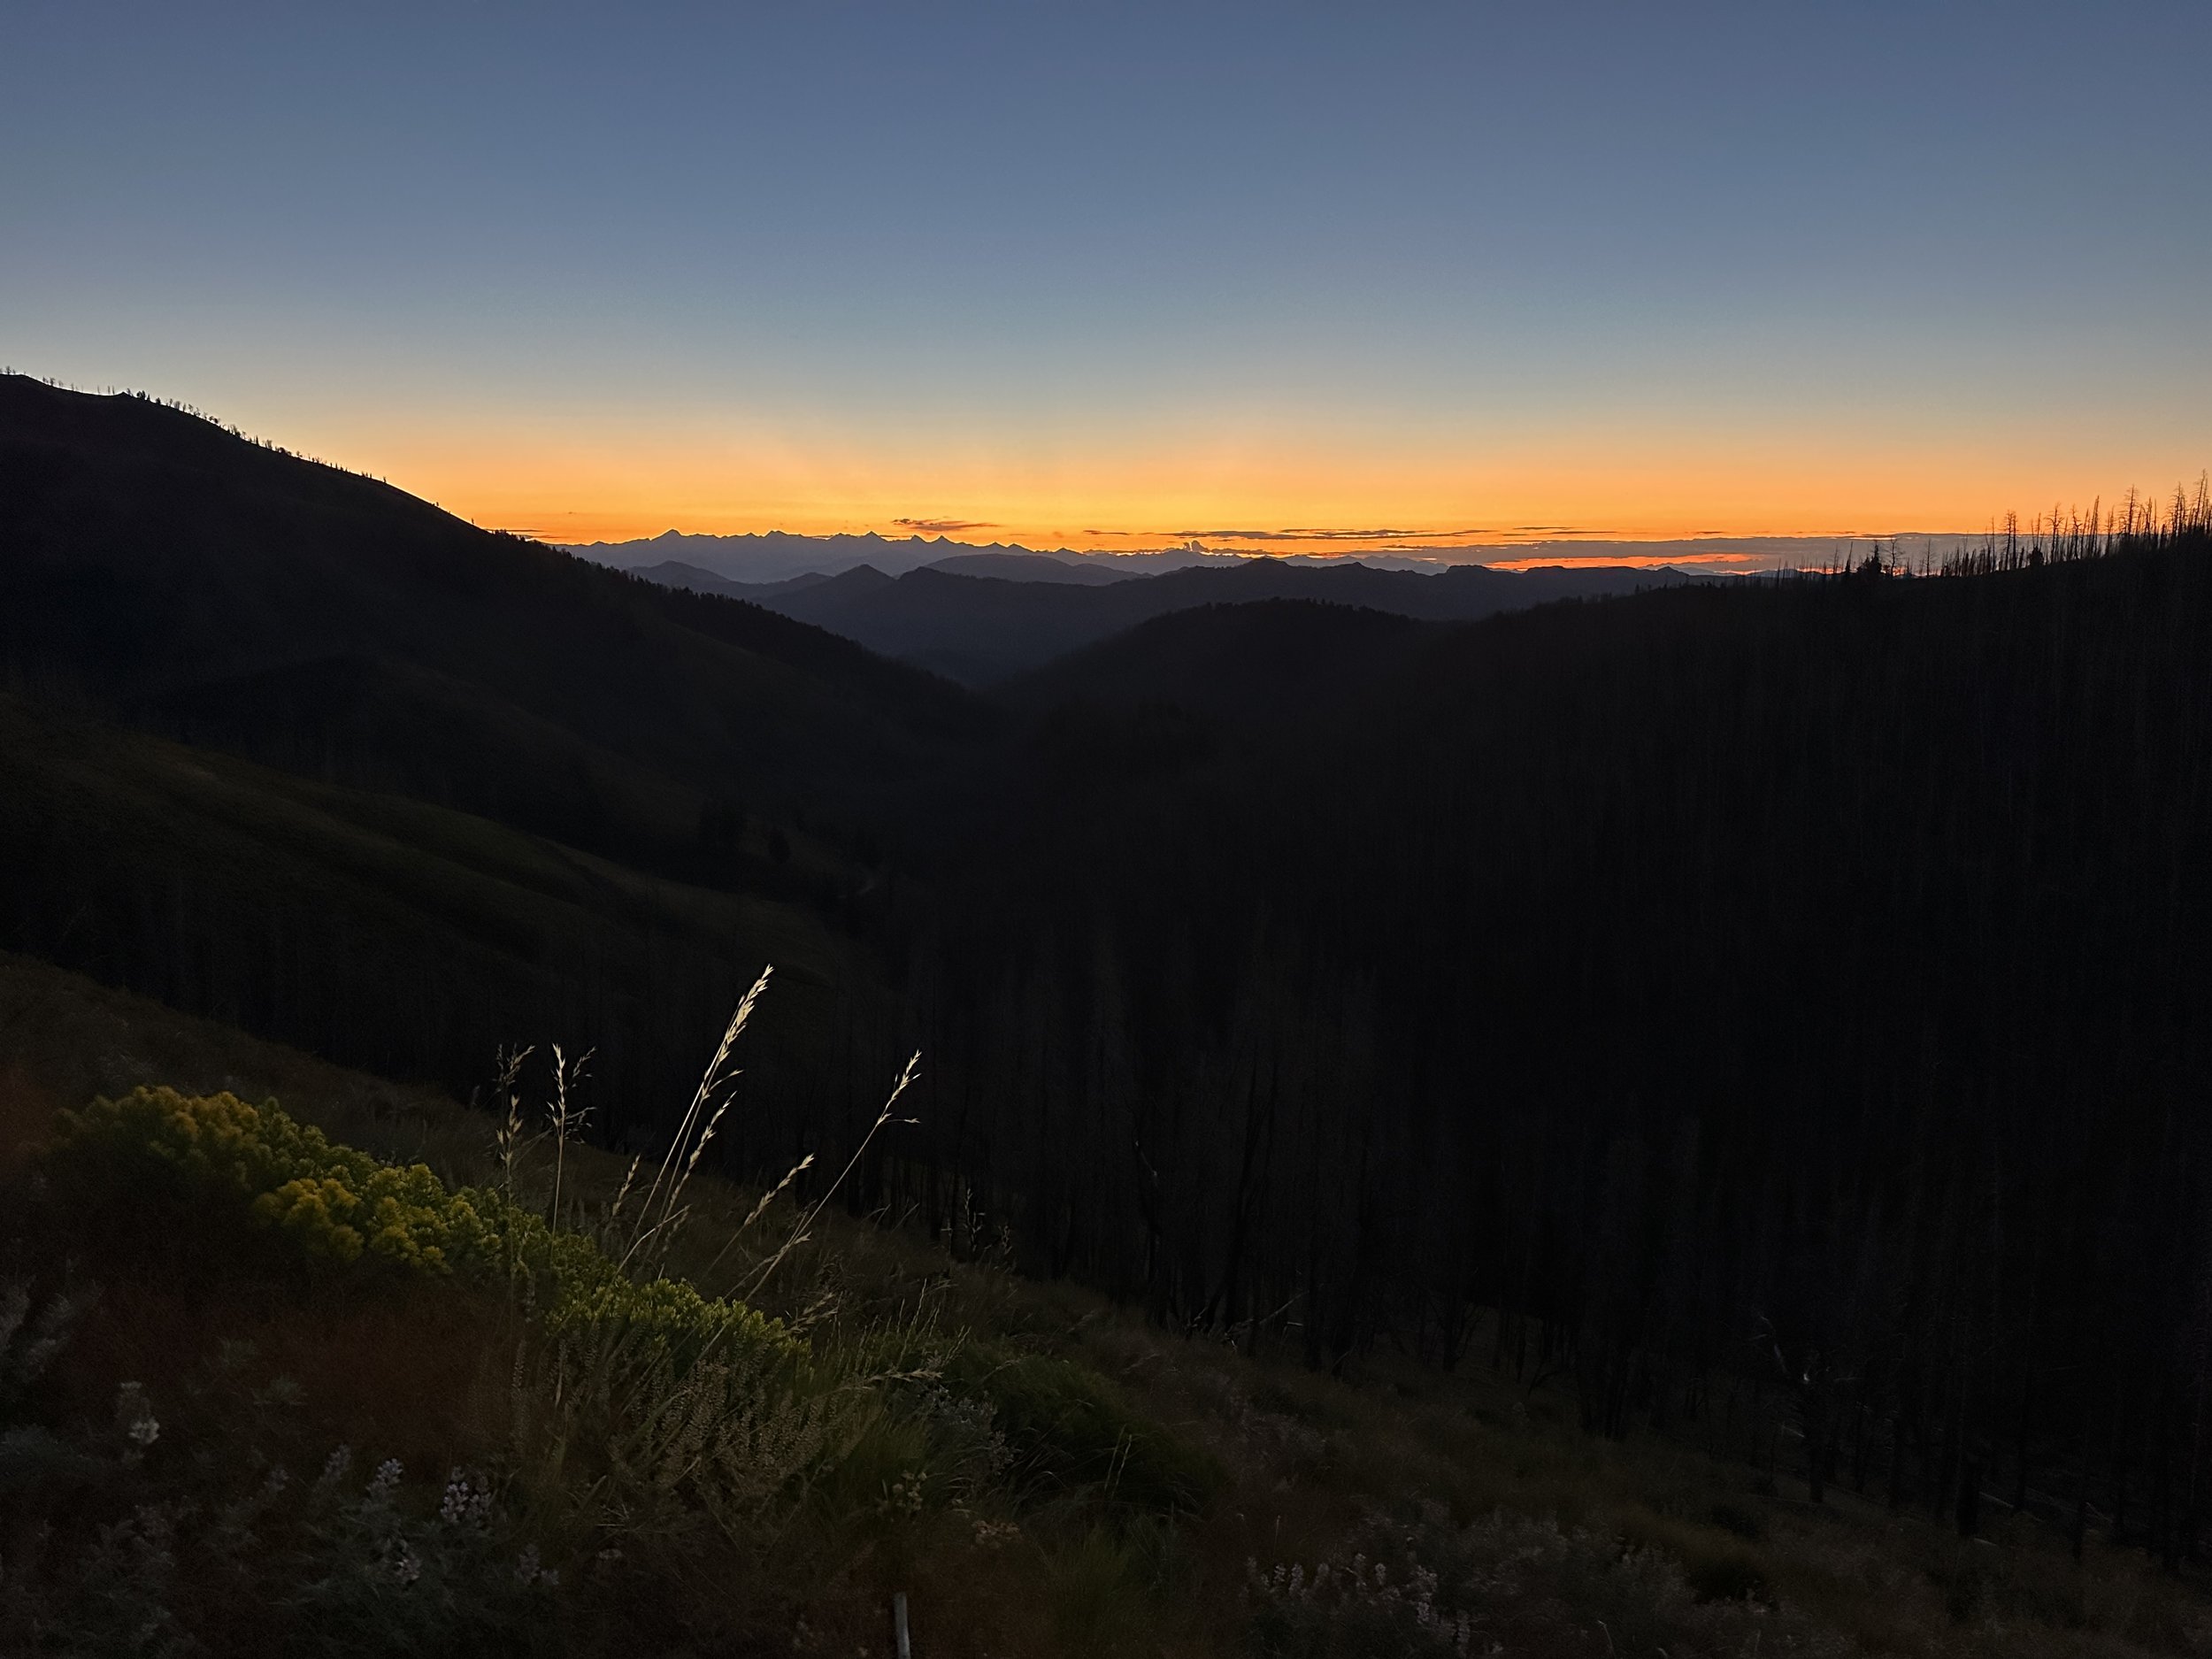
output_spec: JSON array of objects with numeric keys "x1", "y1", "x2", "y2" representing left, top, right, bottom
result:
[
  {"x1": 1046, "y1": 1521, "x2": 1179, "y2": 1658},
  {"x1": 50, "y1": 1088, "x2": 798, "y2": 1367},
  {"x1": 948, "y1": 1345, "x2": 1224, "y2": 1515},
  {"x1": 54, "y1": 1086, "x2": 484, "y2": 1272}
]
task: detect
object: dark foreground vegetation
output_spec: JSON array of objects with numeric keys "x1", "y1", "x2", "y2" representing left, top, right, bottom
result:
[
  {"x1": 4, "y1": 376, "x2": 2212, "y2": 1649},
  {"x1": 4, "y1": 953, "x2": 2208, "y2": 1656}
]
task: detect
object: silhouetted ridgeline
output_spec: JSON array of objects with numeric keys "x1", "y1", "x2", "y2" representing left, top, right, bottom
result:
[{"x1": 0, "y1": 375, "x2": 986, "y2": 880}]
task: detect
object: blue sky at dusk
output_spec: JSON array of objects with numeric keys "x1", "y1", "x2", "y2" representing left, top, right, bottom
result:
[{"x1": 6, "y1": 2, "x2": 2208, "y2": 555}]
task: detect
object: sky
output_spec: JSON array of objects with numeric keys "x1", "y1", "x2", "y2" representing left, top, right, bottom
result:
[{"x1": 6, "y1": 2, "x2": 2209, "y2": 565}]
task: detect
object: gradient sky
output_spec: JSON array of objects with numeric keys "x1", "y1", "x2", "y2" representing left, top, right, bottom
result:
[{"x1": 6, "y1": 2, "x2": 2209, "y2": 560}]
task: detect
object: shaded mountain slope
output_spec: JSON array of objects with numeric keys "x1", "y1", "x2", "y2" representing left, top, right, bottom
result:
[
  {"x1": 884, "y1": 601, "x2": 1444, "y2": 879},
  {"x1": 631, "y1": 559, "x2": 833, "y2": 601},
  {"x1": 147, "y1": 654, "x2": 718, "y2": 868},
  {"x1": 716, "y1": 552, "x2": 1710, "y2": 683},
  {"x1": 1000, "y1": 599, "x2": 1436, "y2": 728},
  {"x1": 571, "y1": 526, "x2": 1043, "y2": 581},
  {"x1": 0, "y1": 378, "x2": 987, "y2": 875},
  {"x1": 925, "y1": 549, "x2": 1135, "y2": 584},
  {"x1": 894, "y1": 534, "x2": 2212, "y2": 1537},
  {"x1": 0, "y1": 693, "x2": 893, "y2": 1145}
]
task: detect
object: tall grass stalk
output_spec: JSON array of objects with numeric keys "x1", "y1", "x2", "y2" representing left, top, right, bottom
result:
[
  {"x1": 622, "y1": 965, "x2": 772, "y2": 1274},
  {"x1": 744, "y1": 1053, "x2": 920, "y2": 1302},
  {"x1": 545, "y1": 1043, "x2": 593, "y2": 1225},
  {"x1": 698, "y1": 1151, "x2": 818, "y2": 1286},
  {"x1": 492, "y1": 1044, "x2": 535, "y2": 1200}
]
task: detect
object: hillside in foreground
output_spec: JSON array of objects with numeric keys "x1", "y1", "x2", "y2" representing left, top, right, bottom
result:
[{"x1": 4, "y1": 949, "x2": 2206, "y2": 1658}]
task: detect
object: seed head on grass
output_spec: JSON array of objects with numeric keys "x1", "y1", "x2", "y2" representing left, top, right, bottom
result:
[
  {"x1": 624, "y1": 966, "x2": 772, "y2": 1273},
  {"x1": 745, "y1": 1052, "x2": 920, "y2": 1302},
  {"x1": 492, "y1": 1044, "x2": 536, "y2": 1200},
  {"x1": 545, "y1": 1044, "x2": 594, "y2": 1225}
]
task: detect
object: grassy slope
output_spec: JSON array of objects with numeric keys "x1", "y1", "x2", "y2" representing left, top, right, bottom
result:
[
  {"x1": 3, "y1": 953, "x2": 2203, "y2": 1658},
  {"x1": 0, "y1": 694, "x2": 886, "y2": 1144}
]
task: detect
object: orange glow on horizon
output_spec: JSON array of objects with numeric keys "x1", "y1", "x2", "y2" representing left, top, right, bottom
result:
[
  {"x1": 296, "y1": 406, "x2": 2190, "y2": 564},
  {"x1": 1482, "y1": 549, "x2": 1785, "y2": 572}
]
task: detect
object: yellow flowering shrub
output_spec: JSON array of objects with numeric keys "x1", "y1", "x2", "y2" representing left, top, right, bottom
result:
[
  {"x1": 52, "y1": 1087, "x2": 798, "y2": 1363},
  {"x1": 55, "y1": 1087, "x2": 495, "y2": 1272}
]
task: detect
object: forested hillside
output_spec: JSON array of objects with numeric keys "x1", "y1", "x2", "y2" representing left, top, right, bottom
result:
[
  {"x1": 6, "y1": 379, "x2": 2212, "y2": 1585},
  {"x1": 896, "y1": 509, "x2": 2212, "y2": 1561}
]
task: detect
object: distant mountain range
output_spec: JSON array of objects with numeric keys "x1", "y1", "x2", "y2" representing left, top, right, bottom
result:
[
  {"x1": 618, "y1": 549, "x2": 1721, "y2": 684},
  {"x1": 569, "y1": 527, "x2": 1967, "y2": 589},
  {"x1": 565, "y1": 528, "x2": 1197, "y2": 584}
]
